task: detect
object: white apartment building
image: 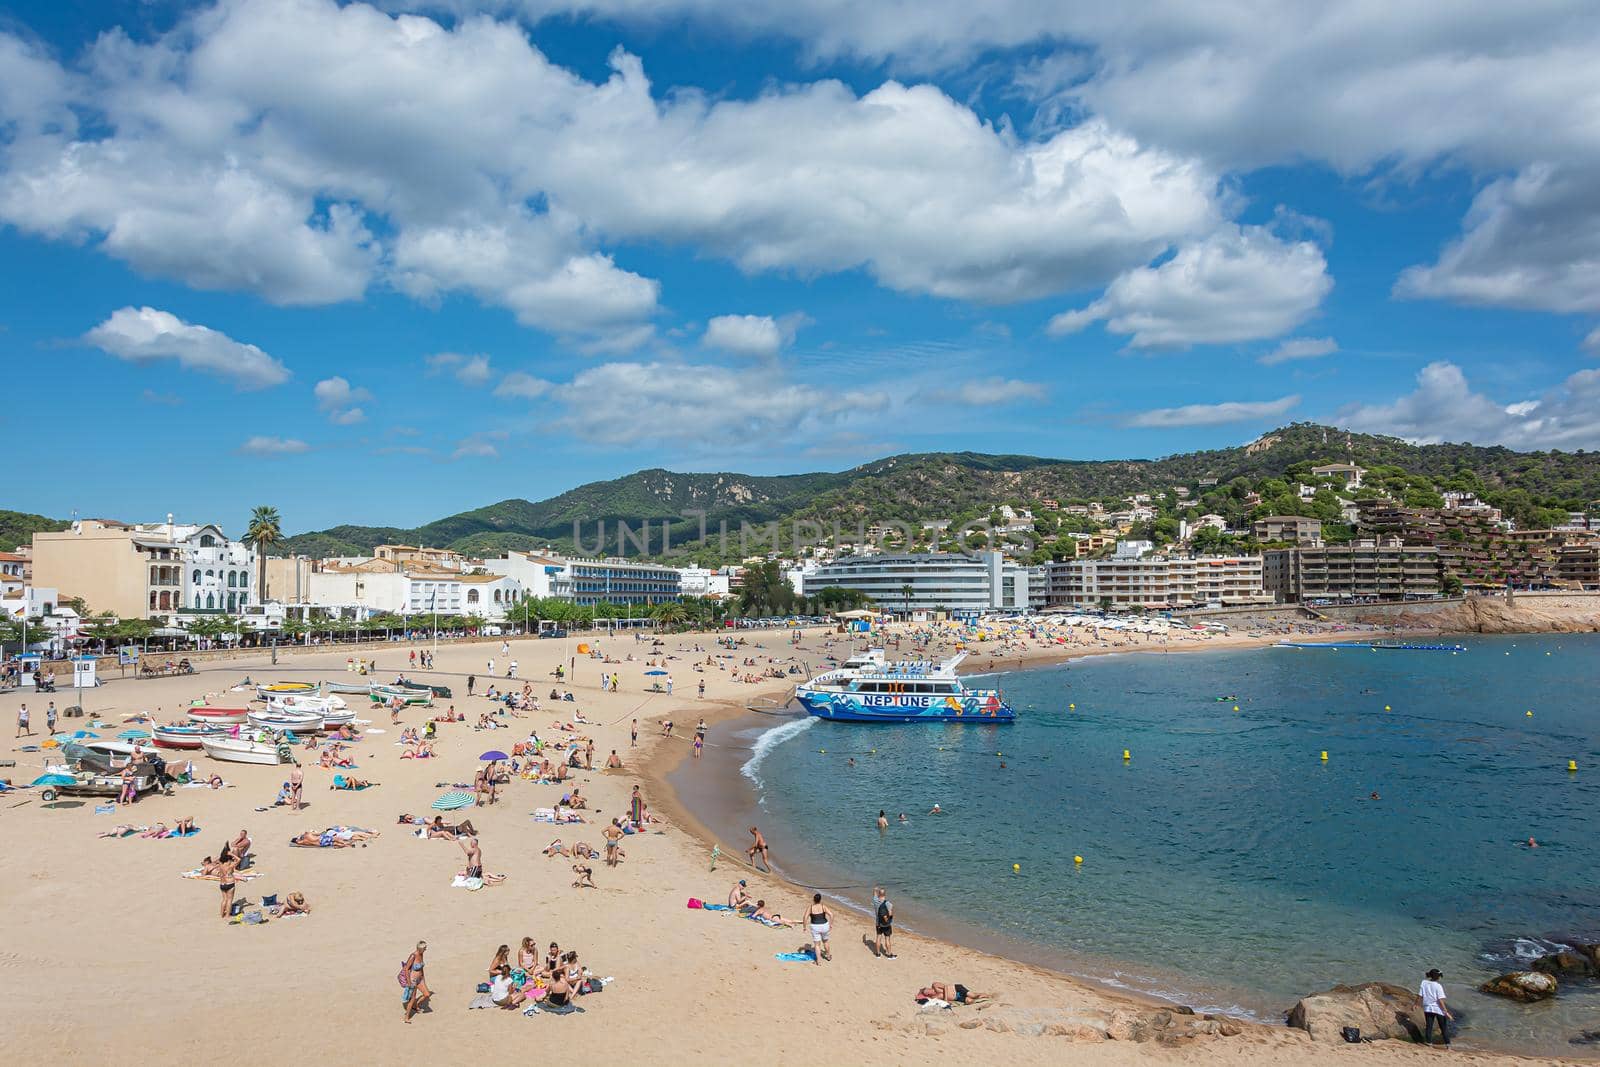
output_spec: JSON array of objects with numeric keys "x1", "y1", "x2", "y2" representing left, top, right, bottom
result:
[
  {"x1": 805, "y1": 552, "x2": 1032, "y2": 614},
  {"x1": 677, "y1": 565, "x2": 733, "y2": 598},
  {"x1": 306, "y1": 568, "x2": 521, "y2": 620},
  {"x1": 1044, "y1": 555, "x2": 1270, "y2": 610},
  {"x1": 483, "y1": 551, "x2": 680, "y2": 606}
]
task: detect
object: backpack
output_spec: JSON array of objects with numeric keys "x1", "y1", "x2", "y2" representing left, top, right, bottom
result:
[{"x1": 1341, "y1": 1026, "x2": 1362, "y2": 1043}]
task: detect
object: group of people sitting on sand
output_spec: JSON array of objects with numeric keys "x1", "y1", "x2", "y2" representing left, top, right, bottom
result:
[{"x1": 479, "y1": 937, "x2": 602, "y2": 1013}]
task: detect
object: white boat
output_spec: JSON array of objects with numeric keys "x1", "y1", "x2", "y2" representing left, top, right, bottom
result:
[
  {"x1": 247, "y1": 709, "x2": 323, "y2": 733},
  {"x1": 319, "y1": 707, "x2": 356, "y2": 728},
  {"x1": 796, "y1": 648, "x2": 888, "y2": 694},
  {"x1": 323, "y1": 681, "x2": 373, "y2": 695},
  {"x1": 154, "y1": 723, "x2": 230, "y2": 749},
  {"x1": 187, "y1": 706, "x2": 250, "y2": 725},
  {"x1": 255, "y1": 680, "x2": 318, "y2": 699},
  {"x1": 268, "y1": 693, "x2": 347, "y2": 713},
  {"x1": 201, "y1": 735, "x2": 293, "y2": 765}
]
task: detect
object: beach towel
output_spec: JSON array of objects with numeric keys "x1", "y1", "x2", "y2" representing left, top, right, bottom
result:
[
  {"x1": 539, "y1": 1001, "x2": 584, "y2": 1015},
  {"x1": 170, "y1": 826, "x2": 201, "y2": 837},
  {"x1": 748, "y1": 915, "x2": 786, "y2": 927},
  {"x1": 774, "y1": 951, "x2": 815, "y2": 962},
  {"x1": 95, "y1": 805, "x2": 115, "y2": 814},
  {"x1": 183, "y1": 869, "x2": 264, "y2": 881},
  {"x1": 452, "y1": 874, "x2": 485, "y2": 891},
  {"x1": 701, "y1": 903, "x2": 734, "y2": 911},
  {"x1": 467, "y1": 993, "x2": 497, "y2": 1010}
]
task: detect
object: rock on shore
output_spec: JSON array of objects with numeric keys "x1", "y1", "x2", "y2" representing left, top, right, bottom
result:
[
  {"x1": 1479, "y1": 971, "x2": 1558, "y2": 1001},
  {"x1": 1533, "y1": 943, "x2": 1600, "y2": 978},
  {"x1": 1284, "y1": 982, "x2": 1424, "y2": 1043}
]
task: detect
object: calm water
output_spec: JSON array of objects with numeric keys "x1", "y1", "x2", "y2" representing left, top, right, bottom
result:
[{"x1": 744, "y1": 634, "x2": 1600, "y2": 1053}]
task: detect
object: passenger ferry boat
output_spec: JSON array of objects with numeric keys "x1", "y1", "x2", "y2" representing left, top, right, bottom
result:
[{"x1": 795, "y1": 652, "x2": 1014, "y2": 723}]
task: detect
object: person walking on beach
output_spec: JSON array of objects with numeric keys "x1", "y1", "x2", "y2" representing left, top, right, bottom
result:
[
  {"x1": 402, "y1": 941, "x2": 430, "y2": 1022},
  {"x1": 1419, "y1": 968, "x2": 1452, "y2": 1047},
  {"x1": 874, "y1": 886, "x2": 896, "y2": 959},
  {"x1": 216, "y1": 854, "x2": 239, "y2": 920},
  {"x1": 45, "y1": 702, "x2": 57, "y2": 734},
  {"x1": 806, "y1": 893, "x2": 833, "y2": 964},
  {"x1": 289, "y1": 762, "x2": 303, "y2": 811},
  {"x1": 747, "y1": 826, "x2": 771, "y2": 871},
  {"x1": 698, "y1": 679, "x2": 705, "y2": 699},
  {"x1": 487, "y1": 658, "x2": 495, "y2": 677},
  {"x1": 630, "y1": 718, "x2": 637, "y2": 747},
  {"x1": 467, "y1": 674, "x2": 475, "y2": 696},
  {"x1": 16, "y1": 702, "x2": 30, "y2": 737},
  {"x1": 508, "y1": 659, "x2": 518, "y2": 680}
]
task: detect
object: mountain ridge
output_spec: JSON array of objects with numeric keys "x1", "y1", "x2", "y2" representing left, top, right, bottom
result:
[{"x1": 273, "y1": 423, "x2": 1600, "y2": 562}]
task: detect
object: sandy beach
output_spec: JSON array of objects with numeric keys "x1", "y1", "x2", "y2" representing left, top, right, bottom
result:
[{"x1": 0, "y1": 623, "x2": 1573, "y2": 1065}]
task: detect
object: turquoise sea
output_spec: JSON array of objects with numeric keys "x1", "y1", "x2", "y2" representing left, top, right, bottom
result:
[{"x1": 739, "y1": 634, "x2": 1600, "y2": 1054}]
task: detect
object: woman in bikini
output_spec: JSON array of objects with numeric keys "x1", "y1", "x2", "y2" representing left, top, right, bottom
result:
[
  {"x1": 403, "y1": 941, "x2": 430, "y2": 1023},
  {"x1": 488, "y1": 943, "x2": 510, "y2": 979},
  {"x1": 217, "y1": 855, "x2": 239, "y2": 920},
  {"x1": 517, "y1": 937, "x2": 539, "y2": 977}
]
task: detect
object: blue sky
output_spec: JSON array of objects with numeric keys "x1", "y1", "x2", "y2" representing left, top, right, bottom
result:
[{"x1": 3, "y1": 1, "x2": 1598, "y2": 534}]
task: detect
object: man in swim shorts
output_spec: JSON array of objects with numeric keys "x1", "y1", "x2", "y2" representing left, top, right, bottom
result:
[{"x1": 874, "y1": 886, "x2": 896, "y2": 959}]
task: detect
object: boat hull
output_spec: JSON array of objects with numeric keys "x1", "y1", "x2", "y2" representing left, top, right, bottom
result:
[
  {"x1": 188, "y1": 706, "x2": 249, "y2": 725},
  {"x1": 201, "y1": 737, "x2": 292, "y2": 765},
  {"x1": 154, "y1": 725, "x2": 227, "y2": 749},
  {"x1": 247, "y1": 711, "x2": 323, "y2": 733},
  {"x1": 796, "y1": 691, "x2": 1015, "y2": 723}
]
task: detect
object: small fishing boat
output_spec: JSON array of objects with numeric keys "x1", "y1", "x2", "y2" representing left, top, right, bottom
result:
[
  {"x1": 396, "y1": 679, "x2": 452, "y2": 698},
  {"x1": 796, "y1": 652, "x2": 1014, "y2": 723},
  {"x1": 201, "y1": 735, "x2": 293, "y2": 765},
  {"x1": 187, "y1": 706, "x2": 250, "y2": 725},
  {"x1": 319, "y1": 707, "x2": 356, "y2": 727},
  {"x1": 256, "y1": 680, "x2": 318, "y2": 698},
  {"x1": 60, "y1": 739, "x2": 150, "y2": 773},
  {"x1": 267, "y1": 693, "x2": 347, "y2": 713},
  {"x1": 38, "y1": 768, "x2": 159, "y2": 802},
  {"x1": 323, "y1": 681, "x2": 374, "y2": 695},
  {"x1": 247, "y1": 709, "x2": 324, "y2": 733},
  {"x1": 153, "y1": 723, "x2": 229, "y2": 749},
  {"x1": 369, "y1": 686, "x2": 432, "y2": 705}
]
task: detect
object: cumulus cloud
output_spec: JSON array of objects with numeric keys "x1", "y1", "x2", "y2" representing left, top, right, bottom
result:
[
  {"x1": 926, "y1": 378, "x2": 1047, "y2": 405},
  {"x1": 1048, "y1": 226, "x2": 1331, "y2": 349},
  {"x1": 495, "y1": 371, "x2": 554, "y2": 399},
  {"x1": 1126, "y1": 394, "x2": 1300, "y2": 428},
  {"x1": 84, "y1": 307, "x2": 290, "y2": 389},
  {"x1": 1395, "y1": 164, "x2": 1600, "y2": 313},
  {"x1": 702, "y1": 313, "x2": 810, "y2": 358},
  {"x1": 1336, "y1": 361, "x2": 1600, "y2": 448},
  {"x1": 314, "y1": 375, "x2": 372, "y2": 423},
  {"x1": 239, "y1": 435, "x2": 310, "y2": 456},
  {"x1": 549, "y1": 360, "x2": 887, "y2": 445},
  {"x1": 426, "y1": 352, "x2": 494, "y2": 386},
  {"x1": 1260, "y1": 337, "x2": 1338, "y2": 366},
  {"x1": 1584, "y1": 327, "x2": 1600, "y2": 354}
]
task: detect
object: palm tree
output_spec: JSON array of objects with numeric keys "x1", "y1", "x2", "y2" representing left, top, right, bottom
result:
[
  {"x1": 652, "y1": 602, "x2": 687, "y2": 630},
  {"x1": 246, "y1": 506, "x2": 283, "y2": 602},
  {"x1": 901, "y1": 582, "x2": 914, "y2": 617}
]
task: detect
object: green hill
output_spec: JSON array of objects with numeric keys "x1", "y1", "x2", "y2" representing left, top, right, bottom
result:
[
  {"x1": 273, "y1": 423, "x2": 1600, "y2": 563},
  {"x1": 0, "y1": 509, "x2": 68, "y2": 552}
]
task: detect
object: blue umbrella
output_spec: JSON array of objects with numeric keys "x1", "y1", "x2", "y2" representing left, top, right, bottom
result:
[
  {"x1": 31, "y1": 773, "x2": 78, "y2": 787},
  {"x1": 432, "y1": 790, "x2": 475, "y2": 811},
  {"x1": 644, "y1": 669, "x2": 669, "y2": 676},
  {"x1": 479, "y1": 750, "x2": 508, "y2": 762}
]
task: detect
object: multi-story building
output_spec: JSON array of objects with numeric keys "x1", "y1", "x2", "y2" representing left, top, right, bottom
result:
[
  {"x1": 373, "y1": 544, "x2": 471, "y2": 571},
  {"x1": 32, "y1": 517, "x2": 256, "y2": 620},
  {"x1": 1265, "y1": 539, "x2": 1442, "y2": 602},
  {"x1": 1310, "y1": 462, "x2": 1366, "y2": 489},
  {"x1": 306, "y1": 566, "x2": 521, "y2": 619},
  {"x1": 1253, "y1": 515, "x2": 1323, "y2": 544},
  {"x1": 1554, "y1": 542, "x2": 1600, "y2": 587},
  {"x1": 806, "y1": 552, "x2": 1032, "y2": 614},
  {"x1": 1042, "y1": 555, "x2": 1270, "y2": 610},
  {"x1": 483, "y1": 551, "x2": 679, "y2": 607}
]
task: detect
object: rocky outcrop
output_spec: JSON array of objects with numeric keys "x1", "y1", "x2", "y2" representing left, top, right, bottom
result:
[
  {"x1": 1533, "y1": 944, "x2": 1600, "y2": 978},
  {"x1": 1343, "y1": 593, "x2": 1600, "y2": 634},
  {"x1": 1480, "y1": 971, "x2": 1558, "y2": 1002},
  {"x1": 1284, "y1": 982, "x2": 1424, "y2": 1043}
]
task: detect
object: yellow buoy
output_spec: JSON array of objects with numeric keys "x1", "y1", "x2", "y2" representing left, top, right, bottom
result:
[
  {"x1": 1320, "y1": 750, "x2": 1329, "y2": 761},
  {"x1": 1569, "y1": 760, "x2": 1579, "y2": 772},
  {"x1": 1074, "y1": 855, "x2": 1083, "y2": 865},
  {"x1": 1069, "y1": 703, "x2": 1075, "y2": 710},
  {"x1": 1012, "y1": 863, "x2": 1020, "y2": 872},
  {"x1": 819, "y1": 748, "x2": 825, "y2": 753},
  {"x1": 1526, "y1": 711, "x2": 1533, "y2": 717},
  {"x1": 1232, "y1": 704, "x2": 1240, "y2": 712},
  {"x1": 1123, "y1": 749, "x2": 1131, "y2": 761},
  {"x1": 1384, "y1": 705, "x2": 1391, "y2": 711}
]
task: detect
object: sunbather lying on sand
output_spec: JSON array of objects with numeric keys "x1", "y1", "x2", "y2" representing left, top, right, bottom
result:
[
  {"x1": 99, "y1": 824, "x2": 147, "y2": 838},
  {"x1": 748, "y1": 900, "x2": 796, "y2": 926},
  {"x1": 916, "y1": 982, "x2": 990, "y2": 1005}
]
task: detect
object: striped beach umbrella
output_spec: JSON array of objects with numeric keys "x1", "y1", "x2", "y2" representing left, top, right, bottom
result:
[{"x1": 432, "y1": 790, "x2": 475, "y2": 811}]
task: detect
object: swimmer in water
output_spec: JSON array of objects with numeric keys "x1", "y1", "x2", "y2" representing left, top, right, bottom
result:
[
  {"x1": 876, "y1": 810, "x2": 888, "y2": 830},
  {"x1": 1370, "y1": 791, "x2": 1381, "y2": 800},
  {"x1": 928, "y1": 803, "x2": 944, "y2": 815},
  {"x1": 897, "y1": 813, "x2": 908, "y2": 823},
  {"x1": 1527, "y1": 837, "x2": 1538, "y2": 848}
]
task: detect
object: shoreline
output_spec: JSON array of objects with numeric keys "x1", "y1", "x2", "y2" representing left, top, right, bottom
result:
[{"x1": 643, "y1": 626, "x2": 1598, "y2": 1061}]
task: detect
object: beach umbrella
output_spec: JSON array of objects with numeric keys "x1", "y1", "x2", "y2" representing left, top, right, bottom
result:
[
  {"x1": 432, "y1": 790, "x2": 475, "y2": 811},
  {"x1": 644, "y1": 669, "x2": 669, "y2": 676},
  {"x1": 478, "y1": 750, "x2": 509, "y2": 762},
  {"x1": 31, "y1": 773, "x2": 77, "y2": 787}
]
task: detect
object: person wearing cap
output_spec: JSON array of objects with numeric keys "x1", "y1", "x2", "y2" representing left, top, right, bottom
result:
[
  {"x1": 728, "y1": 879, "x2": 750, "y2": 908},
  {"x1": 1419, "y1": 968, "x2": 1452, "y2": 1047}
]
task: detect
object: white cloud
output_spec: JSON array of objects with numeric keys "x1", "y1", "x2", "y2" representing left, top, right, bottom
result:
[
  {"x1": 1260, "y1": 337, "x2": 1339, "y2": 366},
  {"x1": 702, "y1": 313, "x2": 809, "y2": 359},
  {"x1": 1048, "y1": 226, "x2": 1331, "y2": 349},
  {"x1": 927, "y1": 378, "x2": 1047, "y2": 405},
  {"x1": 84, "y1": 306, "x2": 290, "y2": 389},
  {"x1": 451, "y1": 430, "x2": 509, "y2": 459},
  {"x1": 1336, "y1": 361, "x2": 1600, "y2": 448},
  {"x1": 239, "y1": 435, "x2": 310, "y2": 456},
  {"x1": 1584, "y1": 327, "x2": 1600, "y2": 354},
  {"x1": 313, "y1": 375, "x2": 373, "y2": 423},
  {"x1": 1126, "y1": 394, "x2": 1300, "y2": 428},
  {"x1": 495, "y1": 371, "x2": 554, "y2": 399},
  {"x1": 550, "y1": 360, "x2": 888, "y2": 445},
  {"x1": 426, "y1": 352, "x2": 494, "y2": 386},
  {"x1": 1395, "y1": 164, "x2": 1600, "y2": 313}
]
